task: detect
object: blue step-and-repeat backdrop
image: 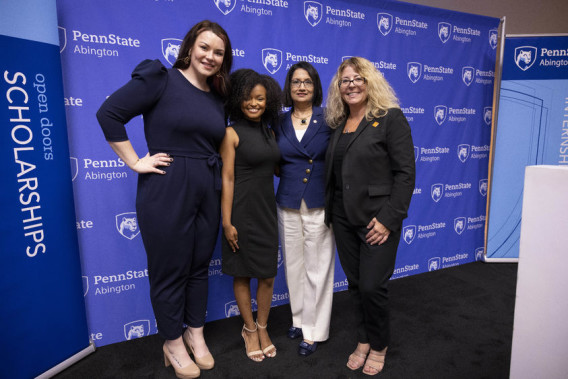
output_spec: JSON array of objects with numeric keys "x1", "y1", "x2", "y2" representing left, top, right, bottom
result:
[{"x1": 56, "y1": 0, "x2": 499, "y2": 346}]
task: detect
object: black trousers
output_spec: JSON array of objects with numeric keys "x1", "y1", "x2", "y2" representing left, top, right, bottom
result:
[
  {"x1": 137, "y1": 157, "x2": 220, "y2": 340},
  {"x1": 332, "y1": 213, "x2": 400, "y2": 351}
]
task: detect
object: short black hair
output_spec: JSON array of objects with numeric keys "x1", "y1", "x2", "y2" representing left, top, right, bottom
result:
[
  {"x1": 282, "y1": 61, "x2": 323, "y2": 108},
  {"x1": 226, "y1": 69, "x2": 281, "y2": 127}
]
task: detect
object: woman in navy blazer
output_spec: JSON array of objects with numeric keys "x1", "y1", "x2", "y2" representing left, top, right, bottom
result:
[
  {"x1": 274, "y1": 62, "x2": 335, "y2": 357},
  {"x1": 324, "y1": 57, "x2": 415, "y2": 375}
]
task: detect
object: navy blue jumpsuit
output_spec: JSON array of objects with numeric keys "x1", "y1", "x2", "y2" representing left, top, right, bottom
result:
[{"x1": 97, "y1": 60, "x2": 225, "y2": 340}]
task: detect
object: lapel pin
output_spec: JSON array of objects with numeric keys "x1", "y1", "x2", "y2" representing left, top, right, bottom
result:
[
  {"x1": 314, "y1": 120, "x2": 317, "y2": 123},
  {"x1": 372, "y1": 121, "x2": 379, "y2": 127}
]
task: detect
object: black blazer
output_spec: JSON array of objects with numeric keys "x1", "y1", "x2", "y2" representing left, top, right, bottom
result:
[{"x1": 324, "y1": 108, "x2": 415, "y2": 231}]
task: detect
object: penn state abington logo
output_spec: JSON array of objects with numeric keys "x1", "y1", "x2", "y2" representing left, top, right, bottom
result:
[
  {"x1": 82, "y1": 276, "x2": 89, "y2": 297},
  {"x1": 431, "y1": 183, "x2": 444, "y2": 202},
  {"x1": 479, "y1": 179, "x2": 488, "y2": 197},
  {"x1": 70, "y1": 157, "x2": 78, "y2": 181},
  {"x1": 434, "y1": 105, "x2": 447, "y2": 125},
  {"x1": 514, "y1": 46, "x2": 537, "y2": 71},
  {"x1": 116, "y1": 212, "x2": 140, "y2": 240},
  {"x1": 489, "y1": 29, "x2": 498, "y2": 50},
  {"x1": 428, "y1": 257, "x2": 441, "y2": 271},
  {"x1": 225, "y1": 300, "x2": 240, "y2": 317},
  {"x1": 161, "y1": 38, "x2": 182, "y2": 66},
  {"x1": 402, "y1": 225, "x2": 416, "y2": 245},
  {"x1": 262, "y1": 48, "x2": 282, "y2": 75},
  {"x1": 475, "y1": 247, "x2": 485, "y2": 261},
  {"x1": 454, "y1": 217, "x2": 466, "y2": 235},
  {"x1": 58, "y1": 26, "x2": 67, "y2": 53},
  {"x1": 407, "y1": 62, "x2": 422, "y2": 83},
  {"x1": 483, "y1": 107, "x2": 492, "y2": 126},
  {"x1": 377, "y1": 13, "x2": 393, "y2": 36},
  {"x1": 304, "y1": 1, "x2": 323, "y2": 27},
  {"x1": 457, "y1": 144, "x2": 470, "y2": 163},
  {"x1": 124, "y1": 320, "x2": 150, "y2": 340},
  {"x1": 462, "y1": 66, "x2": 474, "y2": 86},
  {"x1": 214, "y1": 0, "x2": 236, "y2": 15},
  {"x1": 438, "y1": 22, "x2": 451, "y2": 43}
]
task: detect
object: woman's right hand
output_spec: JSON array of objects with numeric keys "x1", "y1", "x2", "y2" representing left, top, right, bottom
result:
[
  {"x1": 224, "y1": 224, "x2": 239, "y2": 252},
  {"x1": 131, "y1": 152, "x2": 172, "y2": 174}
]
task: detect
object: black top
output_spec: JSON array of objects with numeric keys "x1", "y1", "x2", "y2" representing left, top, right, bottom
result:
[{"x1": 96, "y1": 59, "x2": 225, "y2": 158}]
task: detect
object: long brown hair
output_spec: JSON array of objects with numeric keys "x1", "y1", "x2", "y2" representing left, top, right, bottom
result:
[{"x1": 173, "y1": 20, "x2": 233, "y2": 98}]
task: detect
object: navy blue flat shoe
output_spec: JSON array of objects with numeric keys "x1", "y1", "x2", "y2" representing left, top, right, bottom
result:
[
  {"x1": 298, "y1": 340, "x2": 318, "y2": 356},
  {"x1": 287, "y1": 327, "x2": 302, "y2": 339}
]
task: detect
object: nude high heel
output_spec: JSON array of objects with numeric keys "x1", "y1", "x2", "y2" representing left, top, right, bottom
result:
[
  {"x1": 163, "y1": 343, "x2": 201, "y2": 379},
  {"x1": 257, "y1": 322, "x2": 277, "y2": 358},
  {"x1": 183, "y1": 337, "x2": 215, "y2": 370},
  {"x1": 241, "y1": 324, "x2": 264, "y2": 362}
]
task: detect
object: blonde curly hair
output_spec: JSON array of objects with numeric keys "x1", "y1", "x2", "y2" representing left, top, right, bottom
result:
[{"x1": 325, "y1": 57, "x2": 400, "y2": 129}]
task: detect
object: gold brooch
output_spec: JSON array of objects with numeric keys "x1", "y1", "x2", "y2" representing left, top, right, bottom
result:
[{"x1": 372, "y1": 121, "x2": 379, "y2": 127}]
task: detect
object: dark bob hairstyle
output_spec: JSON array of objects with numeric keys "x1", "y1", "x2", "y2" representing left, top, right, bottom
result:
[
  {"x1": 226, "y1": 68, "x2": 282, "y2": 130},
  {"x1": 173, "y1": 20, "x2": 233, "y2": 98},
  {"x1": 282, "y1": 61, "x2": 323, "y2": 108}
]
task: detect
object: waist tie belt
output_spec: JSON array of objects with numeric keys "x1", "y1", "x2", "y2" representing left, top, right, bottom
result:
[{"x1": 149, "y1": 148, "x2": 222, "y2": 191}]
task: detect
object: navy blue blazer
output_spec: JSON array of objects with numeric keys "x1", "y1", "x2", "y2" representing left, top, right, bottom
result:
[{"x1": 275, "y1": 106, "x2": 331, "y2": 209}]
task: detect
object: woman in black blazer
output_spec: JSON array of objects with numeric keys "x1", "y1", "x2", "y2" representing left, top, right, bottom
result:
[
  {"x1": 324, "y1": 57, "x2": 415, "y2": 375},
  {"x1": 274, "y1": 62, "x2": 335, "y2": 356}
]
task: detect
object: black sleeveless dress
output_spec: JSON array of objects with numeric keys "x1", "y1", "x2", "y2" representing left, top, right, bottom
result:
[{"x1": 222, "y1": 120, "x2": 280, "y2": 278}]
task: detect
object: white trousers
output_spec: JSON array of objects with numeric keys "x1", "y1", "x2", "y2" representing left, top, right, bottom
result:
[{"x1": 278, "y1": 200, "x2": 335, "y2": 342}]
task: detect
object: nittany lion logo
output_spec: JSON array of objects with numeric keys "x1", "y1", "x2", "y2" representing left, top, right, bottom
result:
[
  {"x1": 262, "y1": 48, "x2": 283, "y2": 74},
  {"x1": 407, "y1": 62, "x2": 422, "y2": 84},
  {"x1": 462, "y1": 66, "x2": 475, "y2": 86},
  {"x1": 414, "y1": 146, "x2": 419, "y2": 162},
  {"x1": 225, "y1": 300, "x2": 240, "y2": 317},
  {"x1": 161, "y1": 38, "x2": 182, "y2": 66},
  {"x1": 514, "y1": 46, "x2": 537, "y2": 71},
  {"x1": 457, "y1": 144, "x2": 471, "y2": 163},
  {"x1": 434, "y1": 105, "x2": 447, "y2": 125},
  {"x1": 116, "y1": 212, "x2": 140, "y2": 240},
  {"x1": 402, "y1": 225, "x2": 417, "y2": 244},
  {"x1": 58, "y1": 26, "x2": 67, "y2": 53},
  {"x1": 377, "y1": 13, "x2": 393, "y2": 36},
  {"x1": 124, "y1": 320, "x2": 150, "y2": 340},
  {"x1": 489, "y1": 29, "x2": 498, "y2": 49},
  {"x1": 431, "y1": 183, "x2": 444, "y2": 202},
  {"x1": 438, "y1": 22, "x2": 452, "y2": 43},
  {"x1": 213, "y1": 0, "x2": 236, "y2": 15},
  {"x1": 82, "y1": 276, "x2": 89, "y2": 296},
  {"x1": 428, "y1": 257, "x2": 441, "y2": 271},
  {"x1": 454, "y1": 217, "x2": 466, "y2": 235},
  {"x1": 483, "y1": 107, "x2": 492, "y2": 125},
  {"x1": 304, "y1": 1, "x2": 323, "y2": 27},
  {"x1": 475, "y1": 247, "x2": 484, "y2": 261},
  {"x1": 479, "y1": 179, "x2": 488, "y2": 197},
  {"x1": 70, "y1": 157, "x2": 78, "y2": 181}
]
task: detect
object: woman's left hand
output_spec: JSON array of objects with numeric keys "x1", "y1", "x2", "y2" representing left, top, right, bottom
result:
[{"x1": 366, "y1": 217, "x2": 390, "y2": 245}]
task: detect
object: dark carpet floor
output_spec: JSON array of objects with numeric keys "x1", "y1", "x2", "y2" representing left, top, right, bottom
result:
[{"x1": 54, "y1": 261, "x2": 517, "y2": 379}]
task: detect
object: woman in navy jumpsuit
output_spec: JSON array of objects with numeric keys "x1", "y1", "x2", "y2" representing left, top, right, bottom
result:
[{"x1": 97, "y1": 20, "x2": 232, "y2": 379}]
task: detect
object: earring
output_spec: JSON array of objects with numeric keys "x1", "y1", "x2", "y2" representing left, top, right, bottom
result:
[{"x1": 183, "y1": 56, "x2": 190, "y2": 65}]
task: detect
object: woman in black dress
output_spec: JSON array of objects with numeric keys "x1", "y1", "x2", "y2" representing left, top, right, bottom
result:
[
  {"x1": 97, "y1": 20, "x2": 232, "y2": 379},
  {"x1": 220, "y1": 69, "x2": 281, "y2": 362}
]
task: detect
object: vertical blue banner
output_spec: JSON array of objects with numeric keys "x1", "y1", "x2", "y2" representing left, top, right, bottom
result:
[
  {"x1": 0, "y1": 1, "x2": 91, "y2": 377},
  {"x1": 55, "y1": 0, "x2": 498, "y2": 346},
  {"x1": 487, "y1": 34, "x2": 568, "y2": 260}
]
